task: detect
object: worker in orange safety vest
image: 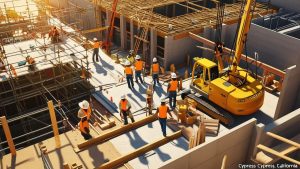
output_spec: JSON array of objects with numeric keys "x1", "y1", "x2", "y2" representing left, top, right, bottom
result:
[
  {"x1": 134, "y1": 55, "x2": 144, "y2": 84},
  {"x1": 48, "y1": 26, "x2": 60, "y2": 43},
  {"x1": 78, "y1": 100, "x2": 91, "y2": 120},
  {"x1": 151, "y1": 57, "x2": 160, "y2": 88},
  {"x1": 92, "y1": 37, "x2": 102, "y2": 62},
  {"x1": 156, "y1": 98, "x2": 173, "y2": 137},
  {"x1": 167, "y1": 73, "x2": 179, "y2": 110},
  {"x1": 77, "y1": 110, "x2": 92, "y2": 140},
  {"x1": 26, "y1": 55, "x2": 36, "y2": 71},
  {"x1": 124, "y1": 60, "x2": 134, "y2": 89},
  {"x1": 119, "y1": 95, "x2": 135, "y2": 125}
]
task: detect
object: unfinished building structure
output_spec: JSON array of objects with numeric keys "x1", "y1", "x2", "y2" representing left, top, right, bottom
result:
[{"x1": 1, "y1": 0, "x2": 300, "y2": 169}]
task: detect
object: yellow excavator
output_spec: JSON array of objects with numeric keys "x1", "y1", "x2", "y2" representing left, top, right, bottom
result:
[{"x1": 185, "y1": 0, "x2": 264, "y2": 125}]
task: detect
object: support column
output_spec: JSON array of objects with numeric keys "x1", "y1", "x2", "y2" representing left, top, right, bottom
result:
[
  {"x1": 130, "y1": 19, "x2": 134, "y2": 50},
  {"x1": 48, "y1": 100, "x2": 61, "y2": 148},
  {"x1": 150, "y1": 28, "x2": 157, "y2": 63},
  {"x1": 120, "y1": 15, "x2": 127, "y2": 49},
  {"x1": 0, "y1": 116, "x2": 16, "y2": 156},
  {"x1": 105, "y1": 10, "x2": 112, "y2": 40}
]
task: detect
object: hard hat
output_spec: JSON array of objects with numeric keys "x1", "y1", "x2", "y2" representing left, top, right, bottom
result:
[
  {"x1": 121, "y1": 95, "x2": 126, "y2": 99},
  {"x1": 125, "y1": 60, "x2": 131, "y2": 66},
  {"x1": 135, "y1": 55, "x2": 141, "y2": 60},
  {"x1": 77, "y1": 109, "x2": 86, "y2": 118},
  {"x1": 153, "y1": 57, "x2": 157, "y2": 62},
  {"x1": 171, "y1": 73, "x2": 177, "y2": 79},
  {"x1": 79, "y1": 100, "x2": 89, "y2": 109},
  {"x1": 93, "y1": 37, "x2": 97, "y2": 41},
  {"x1": 160, "y1": 98, "x2": 166, "y2": 103}
]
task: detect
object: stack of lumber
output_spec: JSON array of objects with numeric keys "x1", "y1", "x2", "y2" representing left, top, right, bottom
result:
[
  {"x1": 94, "y1": 110, "x2": 116, "y2": 130},
  {"x1": 188, "y1": 122, "x2": 206, "y2": 149},
  {"x1": 199, "y1": 116, "x2": 220, "y2": 135}
]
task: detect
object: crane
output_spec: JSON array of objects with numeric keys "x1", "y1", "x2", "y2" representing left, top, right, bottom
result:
[{"x1": 185, "y1": 0, "x2": 264, "y2": 125}]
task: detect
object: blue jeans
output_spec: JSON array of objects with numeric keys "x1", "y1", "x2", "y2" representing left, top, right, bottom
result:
[
  {"x1": 159, "y1": 118, "x2": 167, "y2": 136},
  {"x1": 93, "y1": 48, "x2": 99, "y2": 62},
  {"x1": 169, "y1": 91, "x2": 177, "y2": 109},
  {"x1": 135, "y1": 71, "x2": 143, "y2": 83},
  {"x1": 126, "y1": 75, "x2": 134, "y2": 89},
  {"x1": 152, "y1": 73, "x2": 159, "y2": 87}
]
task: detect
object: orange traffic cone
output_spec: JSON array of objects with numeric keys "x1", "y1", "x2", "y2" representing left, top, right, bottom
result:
[{"x1": 110, "y1": 96, "x2": 113, "y2": 102}]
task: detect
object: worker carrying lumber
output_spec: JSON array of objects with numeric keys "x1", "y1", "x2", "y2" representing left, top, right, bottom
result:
[
  {"x1": 168, "y1": 73, "x2": 179, "y2": 110},
  {"x1": 77, "y1": 110, "x2": 92, "y2": 140},
  {"x1": 119, "y1": 95, "x2": 135, "y2": 125},
  {"x1": 134, "y1": 55, "x2": 144, "y2": 84},
  {"x1": 156, "y1": 98, "x2": 173, "y2": 137},
  {"x1": 48, "y1": 26, "x2": 60, "y2": 43},
  {"x1": 78, "y1": 100, "x2": 91, "y2": 120},
  {"x1": 92, "y1": 37, "x2": 102, "y2": 62},
  {"x1": 151, "y1": 57, "x2": 160, "y2": 88},
  {"x1": 26, "y1": 55, "x2": 36, "y2": 71},
  {"x1": 124, "y1": 60, "x2": 134, "y2": 89}
]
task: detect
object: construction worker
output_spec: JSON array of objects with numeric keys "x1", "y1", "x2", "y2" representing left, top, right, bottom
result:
[
  {"x1": 0, "y1": 59, "x2": 6, "y2": 73},
  {"x1": 78, "y1": 100, "x2": 91, "y2": 120},
  {"x1": 92, "y1": 38, "x2": 101, "y2": 62},
  {"x1": 134, "y1": 55, "x2": 144, "y2": 83},
  {"x1": 119, "y1": 95, "x2": 135, "y2": 125},
  {"x1": 77, "y1": 110, "x2": 92, "y2": 140},
  {"x1": 48, "y1": 26, "x2": 60, "y2": 43},
  {"x1": 151, "y1": 57, "x2": 160, "y2": 87},
  {"x1": 156, "y1": 98, "x2": 173, "y2": 137},
  {"x1": 168, "y1": 73, "x2": 179, "y2": 110},
  {"x1": 124, "y1": 60, "x2": 134, "y2": 89},
  {"x1": 26, "y1": 55, "x2": 36, "y2": 71}
]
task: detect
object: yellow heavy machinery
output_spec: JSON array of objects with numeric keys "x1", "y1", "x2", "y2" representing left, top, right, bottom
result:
[{"x1": 185, "y1": 0, "x2": 264, "y2": 125}]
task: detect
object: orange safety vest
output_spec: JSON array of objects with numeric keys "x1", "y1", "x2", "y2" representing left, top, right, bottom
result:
[
  {"x1": 79, "y1": 120, "x2": 89, "y2": 134},
  {"x1": 168, "y1": 80, "x2": 178, "y2": 92},
  {"x1": 27, "y1": 57, "x2": 35, "y2": 64},
  {"x1": 158, "y1": 105, "x2": 168, "y2": 118},
  {"x1": 120, "y1": 99, "x2": 128, "y2": 111},
  {"x1": 152, "y1": 63, "x2": 159, "y2": 73},
  {"x1": 135, "y1": 60, "x2": 143, "y2": 71},
  {"x1": 93, "y1": 42, "x2": 100, "y2": 49},
  {"x1": 125, "y1": 67, "x2": 133, "y2": 75},
  {"x1": 81, "y1": 107, "x2": 91, "y2": 120}
]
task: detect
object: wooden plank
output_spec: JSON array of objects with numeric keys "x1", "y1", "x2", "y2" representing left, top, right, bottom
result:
[
  {"x1": 267, "y1": 132, "x2": 300, "y2": 148},
  {"x1": 0, "y1": 116, "x2": 16, "y2": 155},
  {"x1": 47, "y1": 100, "x2": 61, "y2": 148},
  {"x1": 257, "y1": 144, "x2": 300, "y2": 165},
  {"x1": 81, "y1": 26, "x2": 109, "y2": 34},
  {"x1": 221, "y1": 155, "x2": 227, "y2": 169},
  {"x1": 98, "y1": 130, "x2": 182, "y2": 169},
  {"x1": 77, "y1": 115, "x2": 157, "y2": 150},
  {"x1": 188, "y1": 32, "x2": 285, "y2": 78}
]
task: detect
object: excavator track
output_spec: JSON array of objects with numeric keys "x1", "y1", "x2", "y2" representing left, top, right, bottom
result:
[{"x1": 187, "y1": 94, "x2": 234, "y2": 126}]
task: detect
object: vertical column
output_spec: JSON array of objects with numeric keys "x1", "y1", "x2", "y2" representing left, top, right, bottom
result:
[
  {"x1": 48, "y1": 100, "x2": 61, "y2": 148},
  {"x1": 105, "y1": 10, "x2": 112, "y2": 40},
  {"x1": 150, "y1": 28, "x2": 157, "y2": 63},
  {"x1": 120, "y1": 15, "x2": 127, "y2": 49},
  {"x1": 130, "y1": 19, "x2": 134, "y2": 50},
  {"x1": 0, "y1": 116, "x2": 16, "y2": 156}
]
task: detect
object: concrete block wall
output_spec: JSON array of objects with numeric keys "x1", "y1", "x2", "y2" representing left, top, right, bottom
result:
[{"x1": 159, "y1": 119, "x2": 257, "y2": 169}]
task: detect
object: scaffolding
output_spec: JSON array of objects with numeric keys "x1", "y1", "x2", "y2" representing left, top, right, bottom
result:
[{"x1": 0, "y1": 0, "x2": 100, "y2": 154}]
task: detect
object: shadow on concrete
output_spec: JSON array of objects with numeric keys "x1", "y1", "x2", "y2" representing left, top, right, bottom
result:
[
  {"x1": 169, "y1": 138, "x2": 189, "y2": 151},
  {"x1": 155, "y1": 86, "x2": 167, "y2": 98},
  {"x1": 231, "y1": 110, "x2": 274, "y2": 129},
  {"x1": 126, "y1": 130, "x2": 149, "y2": 165},
  {"x1": 155, "y1": 148, "x2": 171, "y2": 162},
  {"x1": 127, "y1": 92, "x2": 145, "y2": 108},
  {"x1": 87, "y1": 146, "x2": 107, "y2": 167}
]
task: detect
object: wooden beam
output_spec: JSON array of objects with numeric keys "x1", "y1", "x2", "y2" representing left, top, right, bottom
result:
[
  {"x1": 81, "y1": 26, "x2": 110, "y2": 34},
  {"x1": 98, "y1": 130, "x2": 182, "y2": 169},
  {"x1": 267, "y1": 132, "x2": 300, "y2": 148},
  {"x1": 47, "y1": 100, "x2": 61, "y2": 148},
  {"x1": 257, "y1": 144, "x2": 300, "y2": 165},
  {"x1": 188, "y1": 32, "x2": 286, "y2": 78},
  {"x1": 77, "y1": 115, "x2": 157, "y2": 151},
  {"x1": 0, "y1": 116, "x2": 16, "y2": 156}
]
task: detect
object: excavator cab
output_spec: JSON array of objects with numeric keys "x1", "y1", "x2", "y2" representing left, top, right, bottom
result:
[{"x1": 191, "y1": 57, "x2": 219, "y2": 96}]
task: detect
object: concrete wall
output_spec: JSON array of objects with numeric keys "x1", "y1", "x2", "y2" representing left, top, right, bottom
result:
[
  {"x1": 164, "y1": 36, "x2": 199, "y2": 69},
  {"x1": 159, "y1": 119, "x2": 257, "y2": 169},
  {"x1": 269, "y1": 0, "x2": 300, "y2": 13}
]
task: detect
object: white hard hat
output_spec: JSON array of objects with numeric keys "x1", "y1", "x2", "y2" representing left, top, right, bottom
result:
[
  {"x1": 79, "y1": 100, "x2": 89, "y2": 109},
  {"x1": 125, "y1": 60, "x2": 131, "y2": 66},
  {"x1": 77, "y1": 109, "x2": 86, "y2": 118},
  {"x1": 121, "y1": 95, "x2": 126, "y2": 99},
  {"x1": 160, "y1": 98, "x2": 166, "y2": 103},
  {"x1": 93, "y1": 37, "x2": 97, "y2": 41},
  {"x1": 135, "y1": 55, "x2": 141, "y2": 60},
  {"x1": 153, "y1": 57, "x2": 157, "y2": 62},
  {"x1": 171, "y1": 73, "x2": 177, "y2": 79}
]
